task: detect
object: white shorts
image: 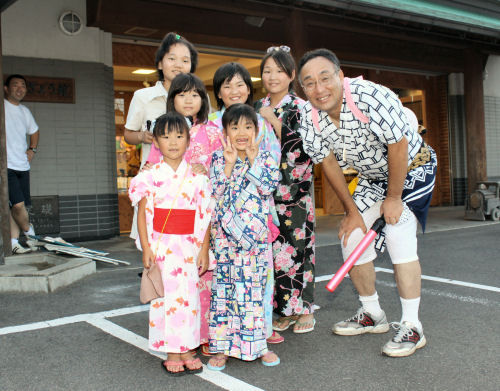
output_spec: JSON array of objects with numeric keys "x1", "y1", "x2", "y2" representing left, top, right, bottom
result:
[{"x1": 341, "y1": 201, "x2": 418, "y2": 265}]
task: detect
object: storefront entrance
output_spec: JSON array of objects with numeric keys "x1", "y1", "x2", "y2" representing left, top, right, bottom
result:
[{"x1": 112, "y1": 41, "x2": 267, "y2": 233}]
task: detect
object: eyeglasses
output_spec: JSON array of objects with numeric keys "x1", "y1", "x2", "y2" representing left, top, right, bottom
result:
[
  {"x1": 266, "y1": 45, "x2": 291, "y2": 53},
  {"x1": 301, "y1": 71, "x2": 338, "y2": 93}
]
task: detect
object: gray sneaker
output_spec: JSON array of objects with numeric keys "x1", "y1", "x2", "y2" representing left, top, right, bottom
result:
[
  {"x1": 12, "y1": 242, "x2": 31, "y2": 254},
  {"x1": 332, "y1": 308, "x2": 389, "y2": 336},
  {"x1": 382, "y1": 321, "x2": 427, "y2": 357}
]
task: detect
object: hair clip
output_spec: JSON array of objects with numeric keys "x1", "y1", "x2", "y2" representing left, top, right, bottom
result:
[
  {"x1": 175, "y1": 34, "x2": 181, "y2": 40},
  {"x1": 266, "y1": 45, "x2": 291, "y2": 53}
]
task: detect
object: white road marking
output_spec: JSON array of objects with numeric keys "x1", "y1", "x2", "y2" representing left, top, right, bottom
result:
[
  {"x1": 87, "y1": 318, "x2": 264, "y2": 391},
  {"x1": 89, "y1": 317, "x2": 266, "y2": 391},
  {"x1": 375, "y1": 280, "x2": 500, "y2": 307},
  {"x1": 1, "y1": 308, "x2": 264, "y2": 391},
  {"x1": 0, "y1": 305, "x2": 147, "y2": 336},
  {"x1": 315, "y1": 269, "x2": 500, "y2": 293},
  {"x1": 374, "y1": 267, "x2": 500, "y2": 293}
]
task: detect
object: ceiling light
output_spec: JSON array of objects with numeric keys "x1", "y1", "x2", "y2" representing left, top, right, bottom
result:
[
  {"x1": 132, "y1": 69, "x2": 156, "y2": 75},
  {"x1": 245, "y1": 16, "x2": 265, "y2": 28},
  {"x1": 251, "y1": 77, "x2": 261, "y2": 82}
]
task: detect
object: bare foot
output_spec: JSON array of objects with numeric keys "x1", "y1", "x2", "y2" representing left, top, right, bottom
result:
[
  {"x1": 208, "y1": 353, "x2": 228, "y2": 369},
  {"x1": 293, "y1": 313, "x2": 315, "y2": 333},
  {"x1": 164, "y1": 353, "x2": 185, "y2": 374},
  {"x1": 272, "y1": 315, "x2": 299, "y2": 331},
  {"x1": 180, "y1": 351, "x2": 202, "y2": 371},
  {"x1": 261, "y1": 351, "x2": 280, "y2": 366}
]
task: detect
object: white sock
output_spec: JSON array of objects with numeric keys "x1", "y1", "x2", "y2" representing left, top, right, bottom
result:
[
  {"x1": 359, "y1": 292, "x2": 384, "y2": 319},
  {"x1": 11, "y1": 238, "x2": 19, "y2": 246},
  {"x1": 24, "y1": 225, "x2": 35, "y2": 237},
  {"x1": 400, "y1": 297, "x2": 422, "y2": 332}
]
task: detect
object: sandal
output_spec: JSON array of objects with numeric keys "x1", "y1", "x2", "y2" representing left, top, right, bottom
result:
[
  {"x1": 272, "y1": 316, "x2": 298, "y2": 332},
  {"x1": 161, "y1": 360, "x2": 186, "y2": 376},
  {"x1": 266, "y1": 331, "x2": 284, "y2": 344},
  {"x1": 207, "y1": 355, "x2": 228, "y2": 371},
  {"x1": 200, "y1": 343, "x2": 213, "y2": 357},
  {"x1": 293, "y1": 318, "x2": 316, "y2": 334},
  {"x1": 183, "y1": 357, "x2": 203, "y2": 374},
  {"x1": 261, "y1": 351, "x2": 280, "y2": 367}
]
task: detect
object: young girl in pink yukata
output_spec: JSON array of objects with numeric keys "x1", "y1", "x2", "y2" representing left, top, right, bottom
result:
[
  {"x1": 146, "y1": 73, "x2": 222, "y2": 355},
  {"x1": 129, "y1": 111, "x2": 212, "y2": 376}
]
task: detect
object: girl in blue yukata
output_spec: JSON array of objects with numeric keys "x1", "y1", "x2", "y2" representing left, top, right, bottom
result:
[
  {"x1": 208, "y1": 62, "x2": 283, "y2": 345},
  {"x1": 207, "y1": 104, "x2": 281, "y2": 370}
]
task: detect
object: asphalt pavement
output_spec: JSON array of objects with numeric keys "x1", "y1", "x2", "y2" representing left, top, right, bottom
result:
[{"x1": 1, "y1": 207, "x2": 499, "y2": 391}]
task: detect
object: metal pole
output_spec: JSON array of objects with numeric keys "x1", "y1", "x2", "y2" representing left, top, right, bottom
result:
[{"x1": 0, "y1": 19, "x2": 13, "y2": 260}]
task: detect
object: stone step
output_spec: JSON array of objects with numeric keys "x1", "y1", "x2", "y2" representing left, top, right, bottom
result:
[{"x1": 0, "y1": 253, "x2": 96, "y2": 293}]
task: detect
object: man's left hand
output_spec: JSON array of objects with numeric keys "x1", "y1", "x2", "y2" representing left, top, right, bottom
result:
[
  {"x1": 381, "y1": 196, "x2": 403, "y2": 225},
  {"x1": 26, "y1": 149, "x2": 35, "y2": 162}
]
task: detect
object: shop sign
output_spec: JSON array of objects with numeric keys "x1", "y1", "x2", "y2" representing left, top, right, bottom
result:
[{"x1": 6, "y1": 76, "x2": 75, "y2": 104}]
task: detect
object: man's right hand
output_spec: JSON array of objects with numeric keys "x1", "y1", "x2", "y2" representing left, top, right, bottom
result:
[
  {"x1": 141, "y1": 131, "x2": 153, "y2": 144},
  {"x1": 339, "y1": 209, "x2": 366, "y2": 247}
]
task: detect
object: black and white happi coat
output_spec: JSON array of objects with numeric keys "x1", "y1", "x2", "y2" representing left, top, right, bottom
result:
[{"x1": 299, "y1": 77, "x2": 437, "y2": 250}]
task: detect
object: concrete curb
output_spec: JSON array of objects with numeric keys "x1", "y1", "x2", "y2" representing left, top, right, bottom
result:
[{"x1": 0, "y1": 253, "x2": 96, "y2": 293}]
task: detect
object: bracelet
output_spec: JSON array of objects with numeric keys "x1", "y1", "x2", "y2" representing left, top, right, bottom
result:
[{"x1": 138, "y1": 131, "x2": 143, "y2": 142}]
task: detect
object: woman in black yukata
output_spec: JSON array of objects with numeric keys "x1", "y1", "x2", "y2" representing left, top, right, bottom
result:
[{"x1": 255, "y1": 46, "x2": 317, "y2": 336}]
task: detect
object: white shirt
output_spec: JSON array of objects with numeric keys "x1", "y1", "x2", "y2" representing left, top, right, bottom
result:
[
  {"x1": 125, "y1": 81, "x2": 168, "y2": 167},
  {"x1": 5, "y1": 99, "x2": 39, "y2": 171}
]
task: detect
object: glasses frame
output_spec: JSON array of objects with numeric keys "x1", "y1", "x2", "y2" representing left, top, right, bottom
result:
[{"x1": 300, "y1": 70, "x2": 339, "y2": 93}]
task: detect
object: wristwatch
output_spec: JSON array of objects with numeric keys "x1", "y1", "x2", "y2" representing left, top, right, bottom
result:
[{"x1": 29, "y1": 147, "x2": 37, "y2": 153}]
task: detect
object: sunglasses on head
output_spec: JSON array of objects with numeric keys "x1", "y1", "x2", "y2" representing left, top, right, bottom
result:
[{"x1": 266, "y1": 45, "x2": 291, "y2": 53}]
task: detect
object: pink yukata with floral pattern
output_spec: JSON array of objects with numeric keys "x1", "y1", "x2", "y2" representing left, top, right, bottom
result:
[
  {"x1": 129, "y1": 159, "x2": 212, "y2": 353},
  {"x1": 146, "y1": 123, "x2": 222, "y2": 344}
]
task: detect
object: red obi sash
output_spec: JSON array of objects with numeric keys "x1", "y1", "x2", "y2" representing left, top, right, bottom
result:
[{"x1": 153, "y1": 208, "x2": 195, "y2": 234}]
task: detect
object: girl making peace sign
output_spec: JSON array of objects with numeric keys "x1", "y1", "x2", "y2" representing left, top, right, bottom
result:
[{"x1": 207, "y1": 104, "x2": 281, "y2": 370}]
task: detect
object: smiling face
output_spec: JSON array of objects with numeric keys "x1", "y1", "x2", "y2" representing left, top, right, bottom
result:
[
  {"x1": 153, "y1": 127, "x2": 189, "y2": 167},
  {"x1": 173, "y1": 88, "x2": 202, "y2": 119},
  {"x1": 158, "y1": 43, "x2": 192, "y2": 86},
  {"x1": 225, "y1": 116, "x2": 257, "y2": 159},
  {"x1": 261, "y1": 57, "x2": 294, "y2": 98},
  {"x1": 299, "y1": 56, "x2": 344, "y2": 118},
  {"x1": 218, "y1": 74, "x2": 250, "y2": 108},
  {"x1": 4, "y1": 77, "x2": 27, "y2": 105}
]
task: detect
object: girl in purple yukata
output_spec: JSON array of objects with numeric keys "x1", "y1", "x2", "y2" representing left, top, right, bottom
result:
[
  {"x1": 146, "y1": 73, "x2": 222, "y2": 354},
  {"x1": 207, "y1": 104, "x2": 280, "y2": 371},
  {"x1": 129, "y1": 112, "x2": 212, "y2": 376}
]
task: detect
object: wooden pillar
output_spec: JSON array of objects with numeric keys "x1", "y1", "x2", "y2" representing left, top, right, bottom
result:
[
  {"x1": 286, "y1": 8, "x2": 307, "y2": 97},
  {"x1": 464, "y1": 49, "x2": 487, "y2": 195},
  {"x1": 0, "y1": 18, "x2": 12, "y2": 260}
]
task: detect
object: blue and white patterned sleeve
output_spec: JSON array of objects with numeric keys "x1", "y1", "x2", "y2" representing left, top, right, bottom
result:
[{"x1": 246, "y1": 151, "x2": 280, "y2": 196}]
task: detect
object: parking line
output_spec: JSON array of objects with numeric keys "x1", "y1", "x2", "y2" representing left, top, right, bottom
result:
[
  {"x1": 0, "y1": 305, "x2": 147, "y2": 336},
  {"x1": 315, "y1": 270, "x2": 500, "y2": 293},
  {"x1": 87, "y1": 317, "x2": 264, "y2": 391}
]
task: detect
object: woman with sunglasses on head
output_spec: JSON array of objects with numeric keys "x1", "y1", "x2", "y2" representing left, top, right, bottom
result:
[{"x1": 255, "y1": 46, "x2": 316, "y2": 335}]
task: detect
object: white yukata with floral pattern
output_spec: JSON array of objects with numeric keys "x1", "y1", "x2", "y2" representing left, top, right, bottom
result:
[{"x1": 129, "y1": 159, "x2": 212, "y2": 353}]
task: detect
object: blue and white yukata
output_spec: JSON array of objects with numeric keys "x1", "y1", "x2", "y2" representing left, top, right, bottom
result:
[
  {"x1": 208, "y1": 150, "x2": 280, "y2": 360},
  {"x1": 299, "y1": 77, "x2": 437, "y2": 258}
]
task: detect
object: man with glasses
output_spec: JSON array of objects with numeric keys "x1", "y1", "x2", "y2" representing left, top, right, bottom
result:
[{"x1": 298, "y1": 49, "x2": 436, "y2": 357}]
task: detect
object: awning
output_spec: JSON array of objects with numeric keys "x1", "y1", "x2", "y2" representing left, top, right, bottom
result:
[{"x1": 301, "y1": 0, "x2": 500, "y2": 37}]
